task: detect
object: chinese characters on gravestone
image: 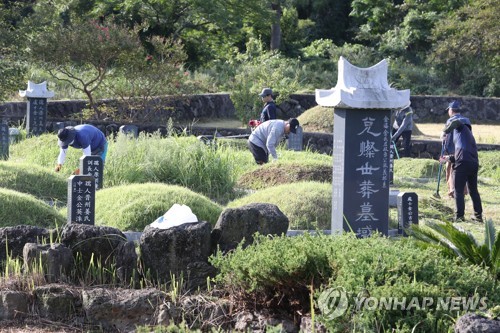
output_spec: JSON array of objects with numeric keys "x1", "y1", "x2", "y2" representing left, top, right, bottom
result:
[
  {"x1": 397, "y1": 192, "x2": 419, "y2": 236},
  {"x1": 287, "y1": 125, "x2": 303, "y2": 151},
  {"x1": 19, "y1": 81, "x2": 54, "y2": 137},
  {"x1": 67, "y1": 175, "x2": 96, "y2": 225},
  {"x1": 316, "y1": 57, "x2": 410, "y2": 237},
  {"x1": 330, "y1": 109, "x2": 391, "y2": 237},
  {"x1": 80, "y1": 155, "x2": 103, "y2": 190},
  {"x1": 0, "y1": 123, "x2": 8, "y2": 160}
]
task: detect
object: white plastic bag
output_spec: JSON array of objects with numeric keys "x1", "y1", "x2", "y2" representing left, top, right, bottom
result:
[{"x1": 150, "y1": 204, "x2": 198, "y2": 229}]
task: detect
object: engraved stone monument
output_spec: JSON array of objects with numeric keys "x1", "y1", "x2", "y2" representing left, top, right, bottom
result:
[
  {"x1": 397, "y1": 192, "x2": 419, "y2": 236},
  {"x1": 19, "y1": 81, "x2": 54, "y2": 136},
  {"x1": 80, "y1": 155, "x2": 104, "y2": 190},
  {"x1": 67, "y1": 175, "x2": 96, "y2": 225},
  {"x1": 287, "y1": 125, "x2": 303, "y2": 151},
  {"x1": 0, "y1": 122, "x2": 8, "y2": 160},
  {"x1": 316, "y1": 57, "x2": 410, "y2": 237}
]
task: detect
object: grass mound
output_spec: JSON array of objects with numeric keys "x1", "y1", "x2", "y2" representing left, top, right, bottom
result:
[
  {"x1": 0, "y1": 161, "x2": 67, "y2": 203},
  {"x1": 394, "y1": 157, "x2": 440, "y2": 179},
  {"x1": 0, "y1": 188, "x2": 65, "y2": 228},
  {"x1": 94, "y1": 183, "x2": 223, "y2": 231},
  {"x1": 227, "y1": 181, "x2": 331, "y2": 230},
  {"x1": 419, "y1": 196, "x2": 455, "y2": 220},
  {"x1": 237, "y1": 162, "x2": 332, "y2": 190},
  {"x1": 479, "y1": 151, "x2": 500, "y2": 181},
  {"x1": 297, "y1": 105, "x2": 334, "y2": 133}
]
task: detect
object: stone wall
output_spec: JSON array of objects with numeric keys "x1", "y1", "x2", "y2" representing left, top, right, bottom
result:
[
  {"x1": 288, "y1": 94, "x2": 500, "y2": 123},
  {"x1": 1, "y1": 93, "x2": 498, "y2": 125}
]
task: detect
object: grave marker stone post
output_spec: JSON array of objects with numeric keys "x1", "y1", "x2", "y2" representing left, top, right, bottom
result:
[
  {"x1": 119, "y1": 125, "x2": 139, "y2": 138},
  {"x1": 80, "y1": 155, "x2": 104, "y2": 190},
  {"x1": 316, "y1": 57, "x2": 410, "y2": 237},
  {"x1": 287, "y1": 125, "x2": 303, "y2": 151},
  {"x1": 67, "y1": 175, "x2": 96, "y2": 225},
  {"x1": 19, "y1": 81, "x2": 54, "y2": 137},
  {"x1": 0, "y1": 122, "x2": 9, "y2": 160},
  {"x1": 397, "y1": 192, "x2": 419, "y2": 236}
]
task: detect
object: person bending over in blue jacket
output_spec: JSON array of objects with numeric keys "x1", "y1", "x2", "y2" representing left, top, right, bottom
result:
[{"x1": 55, "y1": 124, "x2": 108, "y2": 173}]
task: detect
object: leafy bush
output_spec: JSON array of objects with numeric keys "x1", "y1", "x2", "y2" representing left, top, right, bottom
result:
[
  {"x1": 0, "y1": 161, "x2": 67, "y2": 203},
  {"x1": 93, "y1": 183, "x2": 223, "y2": 231},
  {"x1": 0, "y1": 188, "x2": 65, "y2": 228},
  {"x1": 227, "y1": 181, "x2": 331, "y2": 230},
  {"x1": 211, "y1": 233, "x2": 499, "y2": 332}
]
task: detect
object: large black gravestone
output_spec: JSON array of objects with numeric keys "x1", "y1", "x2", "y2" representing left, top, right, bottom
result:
[
  {"x1": 67, "y1": 175, "x2": 96, "y2": 225},
  {"x1": 332, "y1": 108, "x2": 391, "y2": 237},
  {"x1": 287, "y1": 126, "x2": 303, "y2": 151},
  {"x1": 26, "y1": 97, "x2": 47, "y2": 136},
  {"x1": 80, "y1": 155, "x2": 104, "y2": 190},
  {"x1": 0, "y1": 123, "x2": 8, "y2": 160},
  {"x1": 397, "y1": 192, "x2": 418, "y2": 236}
]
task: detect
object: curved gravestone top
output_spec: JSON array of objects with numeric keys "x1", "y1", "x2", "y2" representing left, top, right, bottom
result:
[
  {"x1": 315, "y1": 56, "x2": 410, "y2": 109},
  {"x1": 19, "y1": 80, "x2": 55, "y2": 98}
]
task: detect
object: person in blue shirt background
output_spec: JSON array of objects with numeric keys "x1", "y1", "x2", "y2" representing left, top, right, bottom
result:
[
  {"x1": 55, "y1": 124, "x2": 108, "y2": 173},
  {"x1": 258, "y1": 88, "x2": 277, "y2": 123}
]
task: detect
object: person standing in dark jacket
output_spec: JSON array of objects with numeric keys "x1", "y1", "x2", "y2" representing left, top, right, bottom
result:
[
  {"x1": 439, "y1": 110, "x2": 483, "y2": 223},
  {"x1": 258, "y1": 88, "x2": 277, "y2": 123},
  {"x1": 391, "y1": 105, "x2": 413, "y2": 157}
]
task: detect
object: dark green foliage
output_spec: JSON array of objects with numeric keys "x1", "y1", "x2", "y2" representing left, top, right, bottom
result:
[
  {"x1": 211, "y1": 233, "x2": 499, "y2": 332},
  {"x1": 409, "y1": 219, "x2": 500, "y2": 279},
  {"x1": 0, "y1": 161, "x2": 67, "y2": 203},
  {"x1": 0, "y1": 188, "x2": 65, "y2": 228},
  {"x1": 94, "y1": 183, "x2": 223, "y2": 231}
]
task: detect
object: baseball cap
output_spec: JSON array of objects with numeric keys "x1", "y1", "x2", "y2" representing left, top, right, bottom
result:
[
  {"x1": 288, "y1": 118, "x2": 300, "y2": 134},
  {"x1": 447, "y1": 100, "x2": 460, "y2": 110},
  {"x1": 259, "y1": 88, "x2": 273, "y2": 97},
  {"x1": 58, "y1": 126, "x2": 76, "y2": 147}
]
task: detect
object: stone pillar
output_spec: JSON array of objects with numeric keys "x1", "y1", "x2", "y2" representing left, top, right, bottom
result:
[
  {"x1": 0, "y1": 122, "x2": 8, "y2": 160},
  {"x1": 80, "y1": 155, "x2": 104, "y2": 190},
  {"x1": 316, "y1": 57, "x2": 410, "y2": 237},
  {"x1": 287, "y1": 125, "x2": 303, "y2": 151},
  {"x1": 397, "y1": 192, "x2": 419, "y2": 236},
  {"x1": 19, "y1": 81, "x2": 54, "y2": 136},
  {"x1": 67, "y1": 175, "x2": 96, "y2": 225}
]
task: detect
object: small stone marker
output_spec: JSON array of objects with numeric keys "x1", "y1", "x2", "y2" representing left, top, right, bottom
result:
[
  {"x1": 67, "y1": 175, "x2": 96, "y2": 225},
  {"x1": 80, "y1": 155, "x2": 104, "y2": 190},
  {"x1": 119, "y1": 125, "x2": 139, "y2": 138},
  {"x1": 0, "y1": 123, "x2": 9, "y2": 160},
  {"x1": 397, "y1": 192, "x2": 418, "y2": 236},
  {"x1": 9, "y1": 128, "x2": 21, "y2": 144},
  {"x1": 19, "y1": 81, "x2": 54, "y2": 137},
  {"x1": 287, "y1": 126, "x2": 303, "y2": 151}
]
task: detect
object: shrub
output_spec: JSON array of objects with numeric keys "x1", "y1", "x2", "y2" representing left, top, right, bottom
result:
[
  {"x1": 93, "y1": 183, "x2": 223, "y2": 231},
  {"x1": 211, "y1": 233, "x2": 499, "y2": 333},
  {"x1": 227, "y1": 181, "x2": 331, "y2": 230},
  {"x1": 0, "y1": 161, "x2": 67, "y2": 203},
  {"x1": 0, "y1": 188, "x2": 65, "y2": 228}
]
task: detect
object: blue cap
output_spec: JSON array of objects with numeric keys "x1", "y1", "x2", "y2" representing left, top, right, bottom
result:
[{"x1": 448, "y1": 100, "x2": 460, "y2": 110}]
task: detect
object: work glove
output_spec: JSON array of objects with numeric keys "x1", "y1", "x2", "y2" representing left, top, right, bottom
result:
[
  {"x1": 72, "y1": 168, "x2": 80, "y2": 175},
  {"x1": 55, "y1": 164, "x2": 62, "y2": 172}
]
